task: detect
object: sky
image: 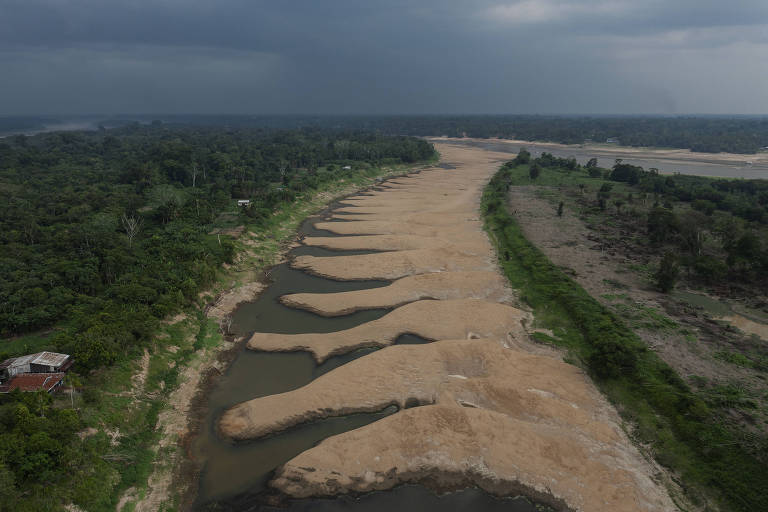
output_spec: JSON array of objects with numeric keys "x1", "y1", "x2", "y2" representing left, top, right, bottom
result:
[{"x1": 1, "y1": 0, "x2": 767, "y2": 115}]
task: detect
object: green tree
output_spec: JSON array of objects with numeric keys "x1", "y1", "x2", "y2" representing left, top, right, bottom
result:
[
  {"x1": 514, "y1": 148, "x2": 531, "y2": 165},
  {"x1": 529, "y1": 163, "x2": 541, "y2": 181},
  {"x1": 656, "y1": 251, "x2": 679, "y2": 293},
  {"x1": 647, "y1": 207, "x2": 678, "y2": 245}
]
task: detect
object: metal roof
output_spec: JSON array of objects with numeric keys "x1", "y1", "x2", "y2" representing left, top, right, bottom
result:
[
  {"x1": 31, "y1": 352, "x2": 70, "y2": 367},
  {"x1": 0, "y1": 372, "x2": 65, "y2": 393},
  {"x1": 0, "y1": 352, "x2": 70, "y2": 370}
]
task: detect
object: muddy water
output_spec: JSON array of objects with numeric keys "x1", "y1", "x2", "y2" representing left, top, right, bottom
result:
[{"x1": 193, "y1": 208, "x2": 539, "y2": 511}]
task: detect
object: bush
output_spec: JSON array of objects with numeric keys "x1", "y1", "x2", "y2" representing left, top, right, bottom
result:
[{"x1": 656, "y1": 251, "x2": 679, "y2": 293}]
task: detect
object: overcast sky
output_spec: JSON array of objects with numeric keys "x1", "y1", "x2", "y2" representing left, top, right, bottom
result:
[{"x1": 1, "y1": 0, "x2": 767, "y2": 115}]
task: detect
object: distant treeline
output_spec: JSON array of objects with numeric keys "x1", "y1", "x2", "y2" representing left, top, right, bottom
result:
[
  {"x1": 0, "y1": 125, "x2": 434, "y2": 367},
  {"x1": 5, "y1": 115, "x2": 768, "y2": 154}
]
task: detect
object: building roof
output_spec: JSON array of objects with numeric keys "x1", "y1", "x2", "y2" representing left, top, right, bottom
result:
[
  {"x1": 0, "y1": 351, "x2": 70, "y2": 370},
  {"x1": 0, "y1": 373, "x2": 65, "y2": 393},
  {"x1": 31, "y1": 351, "x2": 70, "y2": 367}
]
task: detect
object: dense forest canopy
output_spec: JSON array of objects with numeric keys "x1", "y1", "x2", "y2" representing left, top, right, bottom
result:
[
  {"x1": 0, "y1": 125, "x2": 433, "y2": 363},
  {"x1": 5, "y1": 115, "x2": 768, "y2": 154}
]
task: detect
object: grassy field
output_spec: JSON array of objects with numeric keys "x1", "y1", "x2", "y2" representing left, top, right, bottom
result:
[{"x1": 482, "y1": 161, "x2": 768, "y2": 511}]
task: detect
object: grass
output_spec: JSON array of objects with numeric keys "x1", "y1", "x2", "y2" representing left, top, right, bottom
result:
[
  {"x1": 0, "y1": 331, "x2": 57, "y2": 358},
  {"x1": 482, "y1": 161, "x2": 768, "y2": 512},
  {"x1": 714, "y1": 350, "x2": 768, "y2": 372}
]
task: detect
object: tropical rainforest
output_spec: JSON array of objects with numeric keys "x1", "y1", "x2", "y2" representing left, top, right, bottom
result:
[
  {"x1": 5, "y1": 115, "x2": 768, "y2": 154},
  {"x1": 0, "y1": 124, "x2": 434, "y2": 510}
]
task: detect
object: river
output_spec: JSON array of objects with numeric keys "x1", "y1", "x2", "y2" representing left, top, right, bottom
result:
[{"x1": 436, "y1": 138, "x2": 768, "y2": 179}]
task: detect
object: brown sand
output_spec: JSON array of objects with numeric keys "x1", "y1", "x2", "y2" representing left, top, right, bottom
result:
[
  {"x1": 221, "y1": 339, "x2": 617, "y2": 444},
  {"x1": 291, "y1": 248, "x2": 494, "y2": 281},
  {"x1": 279, "y1": 271, "x2": 512, "y2": 316},
  {"x1": 273, "y1": 404, "x2": 671, "y2": 512},
  {"x1": 302, "y1": 233, "x2": 489, "y2": 251},
  {"x1": 247, "y1": 298, "x2": 530, "y2": 363}
]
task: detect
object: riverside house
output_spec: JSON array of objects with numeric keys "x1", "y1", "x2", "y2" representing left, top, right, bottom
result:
[{"x1": 0, "y1": 351, "x2": 73, "y2": 393}]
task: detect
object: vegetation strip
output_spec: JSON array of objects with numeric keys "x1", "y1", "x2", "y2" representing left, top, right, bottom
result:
[{"x1": 481, "y1": 159, "x2": 768, "y2": 511}]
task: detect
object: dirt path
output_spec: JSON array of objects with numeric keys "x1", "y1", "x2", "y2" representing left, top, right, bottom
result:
[{"x1": 219, "y1": 143, "x2": 676, "y2": 511}]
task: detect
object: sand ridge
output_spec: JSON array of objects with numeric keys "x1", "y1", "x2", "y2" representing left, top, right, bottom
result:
[
  {"x1": 220, "y1": 339, "x2": 618, "y2": 444},
  {"x1": 272, "y1": 405, "x2": 671, "y2": 512},
  {"x1": 291, "y1": 247, "x2": 494, "y2": 281},
  {"x1": 279, "y1": 271, "x2": 512, "y2": 316},
  {"x1": 301, "y1": 233, "x2": 490, "y2": 251},
  {"x1": 246, "y1": 298, "x2": 530, "y2": 363}
]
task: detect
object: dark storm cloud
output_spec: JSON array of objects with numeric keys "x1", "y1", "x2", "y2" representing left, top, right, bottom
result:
[{"x1": 1, "y1": 1, "x2": 767, "y2": 115}]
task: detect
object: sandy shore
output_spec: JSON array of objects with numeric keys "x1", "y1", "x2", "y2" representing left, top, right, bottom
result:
[
  {"x1": 220, "y1": 144, "x2": 676, "y2": 511},
  {"x1": 432, "y1": 136, "x2": 768, "y2": 167}
]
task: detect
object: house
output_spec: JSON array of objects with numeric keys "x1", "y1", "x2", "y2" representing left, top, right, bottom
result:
[
  {"x1": 237, "y1": 199, "x2": 250, "y2": 207},
  {"x1": 0, "y1": 351, "x2": 73, "y2": 393}
]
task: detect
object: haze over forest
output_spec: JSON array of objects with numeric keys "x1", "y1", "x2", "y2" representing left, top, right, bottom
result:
[{"x1": 1, "y1": 0, "x2": 767, "y2": 116}]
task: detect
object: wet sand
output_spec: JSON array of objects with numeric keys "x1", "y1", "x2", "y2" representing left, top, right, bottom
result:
[{"x1": 216, "y1": 143, "x2": 676, "y2": 511}]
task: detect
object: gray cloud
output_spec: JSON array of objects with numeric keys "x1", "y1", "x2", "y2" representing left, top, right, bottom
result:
[{"x1": 0, "y1": 0, "x2": 766, "y2": 115}]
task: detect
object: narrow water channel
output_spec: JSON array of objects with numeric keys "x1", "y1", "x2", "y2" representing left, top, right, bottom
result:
[{"x1": 192, "y1": 207, "x2": 540, "y2": 512}]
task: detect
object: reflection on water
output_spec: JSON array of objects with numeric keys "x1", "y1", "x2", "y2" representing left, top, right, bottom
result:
[
  {"x1": 230, "y1": 265, "x2": 388, "y2": 337},
  {"x1": 219, "y1": 485, "x2": 540, "y2": 512}
]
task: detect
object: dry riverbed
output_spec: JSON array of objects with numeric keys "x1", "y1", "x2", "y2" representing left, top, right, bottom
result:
[{"x1": 218, "y1": 143, "x2": 677, "y2": 511}]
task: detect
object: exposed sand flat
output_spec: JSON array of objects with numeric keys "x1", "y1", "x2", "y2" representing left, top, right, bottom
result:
[
  {"x1": 302, "y1": 233, "x2": 490, "y2": 252},
  {"x1": 272, "y1": 404, "x2": 673, "y2": 512},
  {"x1": 334, "y1": 206, "x2": 474, "y2": 214},
  {"x1": 292, "y1": 247, "x2": 492, "y2": 281},
  {"x1": 328, "y1": 212, "x2": 480, "y2": 224},
  {"x1": 313, "y1": 220, "x2": 481, "y2": 237},
  {"x1": 220, "y1": 339, "x2": 617, "y2": 443},
  {"x1": 280, "y1": 271, "x2": 511, "y2": 316},
  {"x1": 247, "y1": 298, "x2": 530, "y2": 363}
]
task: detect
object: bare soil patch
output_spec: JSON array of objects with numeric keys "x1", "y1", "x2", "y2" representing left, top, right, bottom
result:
[{"x1": 507, "y1": 185, "x2": 768, "y2": 438}]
